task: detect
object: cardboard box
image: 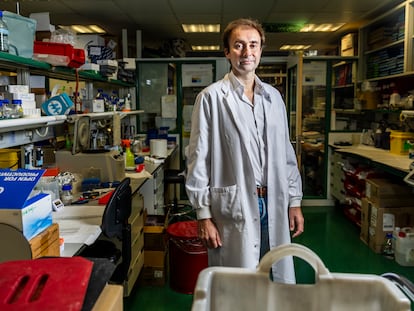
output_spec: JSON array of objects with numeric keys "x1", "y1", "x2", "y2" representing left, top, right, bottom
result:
[
  {"x1": 139, "y1": 266, "x2": 166, "y2": 286},
  {"x1": 0, "y1": 169, "x2": 52, "y2": 240},
  {"x1": 144, "y1": 250, "x2": 166, "y2": 266},
  {"x1": 144, "y1": 215, "x2": 167, "y2": 251},
  {"x1": 139, "y1": 250, "x2": 167, "y2": 286},
  {"x1": 29, "y1": 222, "x2": 60, "y2": 258},
  {"x1": 360, "y1": 197, "x2": 414, "y2": 244},
  {"x1": 368, "y1": 206, "x2": 414, "y2": 253},
  {"x1": 365, "y1": 178, "x2": 413, "y2": 203}
]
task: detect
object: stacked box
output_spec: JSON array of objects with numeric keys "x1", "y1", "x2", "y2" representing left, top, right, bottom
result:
[
  {"x1": 139, "y1": 215, "x2": 168, "y2": 286},
  {"x1": 365, "y1": 178, "x2": 414, "y2": 203},
  {"x1": 368, "y1": 205, "x2": 414, "y2": 253},
  {"x1": 360, "y1": 196, "x2": 414, "y2": 247}
]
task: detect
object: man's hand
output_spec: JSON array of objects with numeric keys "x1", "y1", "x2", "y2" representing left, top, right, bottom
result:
[
  {"x1": 198, "y1": 218, "x2": 222, "y2": 248},
  {"x1": 289, "y1": 207, "x2": 304, "y2": 238}
]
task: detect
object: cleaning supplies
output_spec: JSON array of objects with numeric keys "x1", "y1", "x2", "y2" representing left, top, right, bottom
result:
[{"x1": 122, "y1": 139, "x2": 135, "y2": 170}]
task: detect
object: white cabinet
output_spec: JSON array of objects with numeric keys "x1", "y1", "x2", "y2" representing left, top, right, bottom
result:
[{"x1": 139, "y1": 165, "x2": 165, "y2": 215}]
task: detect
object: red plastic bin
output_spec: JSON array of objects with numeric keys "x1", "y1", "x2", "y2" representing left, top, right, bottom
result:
[{"x1": 166, "y1": 220, "x2": 208, "y2": 294}]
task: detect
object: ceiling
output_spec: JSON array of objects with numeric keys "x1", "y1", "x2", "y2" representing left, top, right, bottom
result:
[{"x1": 2, "y1": 0, "x2": 400, "y2": 57}]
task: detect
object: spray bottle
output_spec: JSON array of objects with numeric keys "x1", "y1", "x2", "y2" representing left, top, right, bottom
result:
[{"x1": 122, "y1": 139, "x2": 135, "y2": 170}]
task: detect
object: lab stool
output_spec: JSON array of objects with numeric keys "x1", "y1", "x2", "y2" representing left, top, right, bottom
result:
[
  {"x1": 164, "y1": 169, "x2": 195, "y2": 223},
  {"x1": 164, "y1": 169, "x2": 185, "y2": 208}
]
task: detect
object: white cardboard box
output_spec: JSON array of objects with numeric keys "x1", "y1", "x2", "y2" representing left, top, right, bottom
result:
[{"x1": 0, "y1": 169, "x2": 52, "y2": 240}]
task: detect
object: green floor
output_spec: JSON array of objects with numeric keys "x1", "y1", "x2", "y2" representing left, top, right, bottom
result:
[{"x1": 124, "y1": 205, "x2": 414, "y2": 310}]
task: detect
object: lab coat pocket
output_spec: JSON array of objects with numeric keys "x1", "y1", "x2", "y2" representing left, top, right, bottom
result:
[{"x1": 210, "y1": 185, "x2": 242, "y2": 221}]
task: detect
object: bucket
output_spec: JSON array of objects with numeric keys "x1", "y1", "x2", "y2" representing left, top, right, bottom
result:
[
  {"x1": 390, "y1": 131, "x2": 414, "y2": 155},
  {"x1": 166, "y1": 220, "x2": 208, "y2": 294}
]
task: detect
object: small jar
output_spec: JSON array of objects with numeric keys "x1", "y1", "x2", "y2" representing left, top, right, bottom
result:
[{"x1": 61, "y1": 184, "x2": 73, "y2": 205}]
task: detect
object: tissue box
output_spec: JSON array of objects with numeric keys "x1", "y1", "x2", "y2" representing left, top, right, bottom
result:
[{"x1": 0, "y1": 169, "x2": 52, "y2": 240}]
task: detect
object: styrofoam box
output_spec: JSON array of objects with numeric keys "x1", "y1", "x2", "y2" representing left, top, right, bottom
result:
[
  {"x1": 92, "y1": 99, "x2": 105, "y2": 112},
  {"x1": 192, "y1": 244, "x2": 411, "y2": 311},
  {"x1": 21, "y1": 100, "x2": 36, "y2": 110},
  {"x1": 12, "y1": 92, "x2": 35, "y2": 101},
  {"x1": 6, "y1": 85, "x2": 30, "y2": 94}
]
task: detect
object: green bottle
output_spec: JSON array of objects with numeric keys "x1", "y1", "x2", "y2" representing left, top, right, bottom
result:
[{"x1": 122, "y1": 139, "x2": 135, "y2": 170}]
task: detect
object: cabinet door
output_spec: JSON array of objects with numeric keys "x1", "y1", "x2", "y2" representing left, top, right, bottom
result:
[
  {"x1": 301, "y1": 60, "x2": 328, "y2": 198},
  {"x1": 137, "y1": 62, "x2": 175, "y2": 132}
]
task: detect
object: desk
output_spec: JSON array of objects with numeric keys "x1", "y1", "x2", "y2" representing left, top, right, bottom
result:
[
  {"x1": 53, "y1": 161, "x2": 162, "y2": 256},
  {"x1": 331, "y1": 144, "x2": 413, "y2": 177},
  {"x1": 52, "y1": 153, "x2": 172, "y2": 296}
]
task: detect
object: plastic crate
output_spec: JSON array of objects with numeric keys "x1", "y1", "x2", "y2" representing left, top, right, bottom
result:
[
  {"x1": 192, "y1": 243, "x2": 411, "y2": 311},
  {"x1": 33, "y1": 41, "x2": 85, "y2": 68}
]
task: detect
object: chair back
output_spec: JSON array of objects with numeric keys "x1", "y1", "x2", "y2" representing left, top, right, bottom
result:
[{"x1": 101, "y1": 178, "x2": 132, "y2": 240}]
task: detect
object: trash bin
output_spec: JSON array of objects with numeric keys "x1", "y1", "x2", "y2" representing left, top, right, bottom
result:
[
  {"x1": 167, "y1": 220, "x2": 208, "y2": 294},
  {"x1": 166, "y1": 203, "x2": 196, "y2": 225}
]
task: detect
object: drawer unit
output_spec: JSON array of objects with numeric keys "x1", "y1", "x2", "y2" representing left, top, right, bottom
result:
[
  {"x1": 140, "y1": 166, "x2": 165, "y2": 215},
  {"x1": 125, "y1": 245, "x2": 144, "y2": 296},
  {"x1": 329, "y1": 151, "x2": 347, "y2": 202},
  {"x1": 123, "y1": 191, "x2": 145, "y2": 296}
]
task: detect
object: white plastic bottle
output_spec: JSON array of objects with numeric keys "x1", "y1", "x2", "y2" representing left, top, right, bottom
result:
[{"x1": 0, "y1": 11, "x2": 9, "y2": 53}]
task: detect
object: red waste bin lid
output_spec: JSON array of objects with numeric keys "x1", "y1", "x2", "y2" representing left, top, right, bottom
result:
[{"x1": 167, "y1": 220, "x2": 198, "y2": 239}]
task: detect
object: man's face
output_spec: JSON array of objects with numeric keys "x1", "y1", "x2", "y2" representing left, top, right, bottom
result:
[{"x1": 224, "y1": 26, "x2": 262, "y2": 77}]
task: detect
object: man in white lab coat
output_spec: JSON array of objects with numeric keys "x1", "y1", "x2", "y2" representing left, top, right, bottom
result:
[{"x1": 185, "y1": 18, "x2": 304, "y2": 283}]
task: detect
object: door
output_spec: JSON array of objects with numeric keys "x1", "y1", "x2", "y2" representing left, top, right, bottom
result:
[
  {"x1": 301, "y1": 60, "x2": 328, "y2": 198},
  {"x1": 287, "y1": 53, "x2": 303, "y2": 167},
  {"x1": 287, "y1": 54, "x2": 329, "y2": 199}
]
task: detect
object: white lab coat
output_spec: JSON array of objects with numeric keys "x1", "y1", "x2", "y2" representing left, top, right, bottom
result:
[{"x1": 185, "y1": 73, "x2": 302, "y2": 283}]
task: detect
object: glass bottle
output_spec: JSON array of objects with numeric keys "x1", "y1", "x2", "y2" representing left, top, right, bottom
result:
[
  {"x1": 2, "y1": 99, "x2": 12, "y2": 119},
  {"x1": 0, "y1": 11, "x2": 9, "y2": 53},
  {"x1": 61, "y1": 184, "x2": 73, "y2": 205},
  {"x1": 382, "y1": 232, "x2": 394, "y2": 259}
]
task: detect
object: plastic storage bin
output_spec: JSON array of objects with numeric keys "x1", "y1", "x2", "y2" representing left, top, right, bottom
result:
[
  {"x1": 390, "y1": 131, "x2": 414, "y2": 155},
  {"x1": 192, "y1": 243, "x2": 411, "y2": 311}
]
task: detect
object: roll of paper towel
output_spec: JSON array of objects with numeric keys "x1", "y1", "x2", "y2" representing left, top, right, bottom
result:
[{"x1": 150, "y1": 139, "x2": 168, "y2": 158}]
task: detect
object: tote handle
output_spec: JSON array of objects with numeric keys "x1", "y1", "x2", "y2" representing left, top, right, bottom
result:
[{"x1": 257, "y1": 243, "x2": 331, "y2": 277}]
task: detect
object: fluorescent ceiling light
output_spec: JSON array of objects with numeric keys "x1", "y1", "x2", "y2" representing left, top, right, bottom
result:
[
  {"x1": 59, "y1": 25, "x2": 106, "y2": 34},
  {"x1": 182, "y1": 24, "x2": 220, "y2": 33},
  {"x1": 280, "y1": 45, "x2": 312, "y2": 50},
  {"x1": 300, "y1": 23, "x2": 344, "y2": 32},
  {"x1": 191, "y1": 45, "x2": 220, "y2": 51}
]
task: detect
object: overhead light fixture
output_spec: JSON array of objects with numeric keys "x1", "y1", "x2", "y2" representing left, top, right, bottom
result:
[
  {"x1": 263, "y1": 22, "x2": 344, "y2": 33},
  {"x1": 280, "y1": 45, "x2": 312, "y2": 50},
  {"x1": 58, "y1": 25, "x2": 106, "y2": 34},
  {"x1": 300, "y1": 23, "x2": 344, "y2": 32},
  {"x1": 191, "y1": 45, "x2": 220, "y2": 51},
  {"x1": 182, "y1": 24, "x2": 220, "y2": 33}
]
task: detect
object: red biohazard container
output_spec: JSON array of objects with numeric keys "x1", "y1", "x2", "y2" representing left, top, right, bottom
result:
[{"x1": 166, "y1": 220, "x2": 208, "y2": 294}]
